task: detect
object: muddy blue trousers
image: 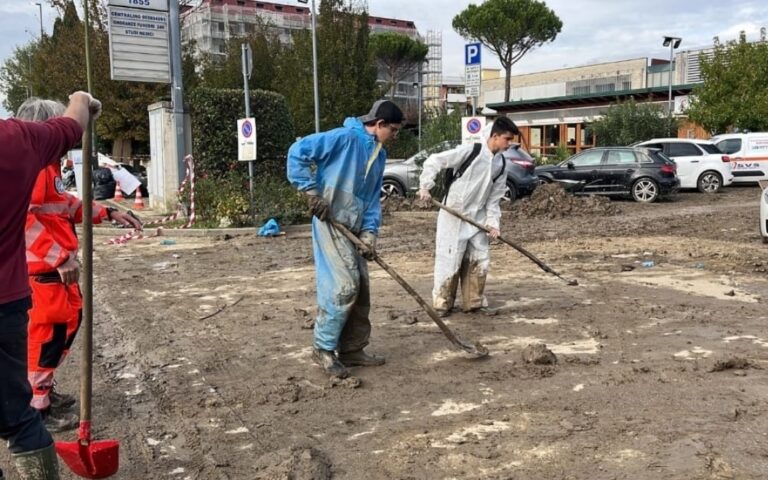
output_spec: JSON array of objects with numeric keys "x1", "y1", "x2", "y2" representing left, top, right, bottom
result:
[
  {"x1": 312, "y1": 220, "x2": 371, "y2": 353},
  {"x1": 0, "y1": 299, "x2": 53, "y2": 455}
]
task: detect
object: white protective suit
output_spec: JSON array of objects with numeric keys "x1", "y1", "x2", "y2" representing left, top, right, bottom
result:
[{"x1": 419, "y1": 124, "x2": 507, "y2": 313}]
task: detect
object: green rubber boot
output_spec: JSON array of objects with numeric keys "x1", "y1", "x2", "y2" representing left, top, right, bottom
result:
[{"x1": 11, "y1": 444, "x2": 60, "y2": 480}]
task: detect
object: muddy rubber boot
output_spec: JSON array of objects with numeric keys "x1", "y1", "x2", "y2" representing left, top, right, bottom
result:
[
  {"x1": 49, "y1": 389, "x2": 77, "y2": 410},
  {"x1": 40, "y1": 408, "x2": 79, "y2": 433},
  {"x1": 339, "y1": 349, "x2": 386, "y2": 367},
  {"x1": 11, "y1": 444, "x2": 60, "y2": 480},
  {"x1": 312, "y1": 348, "x2": 349, "y2": 378}
]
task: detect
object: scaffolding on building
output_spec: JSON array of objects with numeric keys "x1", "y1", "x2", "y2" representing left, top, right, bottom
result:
[{"x1": 423, "y1": 30, "x2": 442, "y2": 111}]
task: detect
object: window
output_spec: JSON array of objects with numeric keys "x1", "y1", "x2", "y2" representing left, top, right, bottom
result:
[
  {"x1": 605, "y1": 150, "x2": 637, "y2": 165},
  {"x1": 595, "y1": 83, "x2": 615, "y2": 93},
  {"x1": 667, "y1": 142, "x2": 701, "y2": 157},
  {"x1": 698, "y1": 143, "x2": 722, "y2": 154},
  {"x1": 621, "y1": 81, "x2": 631, "y2": 90},
  {"x1": 716, "y1": 138, "x2": 742, "y2": 154},
  {"x1": 573, "y1": 86, "x2": 590, "y2": 95},
  {"x1": 569, "y1": 150, "x2": 604, "y2": 167}
]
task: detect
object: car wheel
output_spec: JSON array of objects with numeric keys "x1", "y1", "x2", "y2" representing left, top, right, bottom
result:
[
  {"x1": 537, "y1": 176, "x2": 551, "y2": 184},
  {"x1": 697, "y1": 171, "x2": 722, "y2": 194},
  {"x1": 381, "y1": 179, "x2": 405, "y2": 200},
  {"x1": 503, "y1": 182, "x2": 518, "y2": 202},
  {"x1": 631, "y1": 177, "x2": 659, "y2": 203}
]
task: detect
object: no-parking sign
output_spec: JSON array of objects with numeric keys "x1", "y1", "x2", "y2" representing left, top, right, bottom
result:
[
  {"x1": 237, "y1": 117, "x2": 257, "y2": 161},
  {"x1": 462, "y1": 116, "x2": 486, "y2": 145}
]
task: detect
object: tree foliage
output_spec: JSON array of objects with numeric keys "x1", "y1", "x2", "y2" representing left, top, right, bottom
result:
[
  {"x1": 452, "y1": 0, "x2": 562, "y2": 102},
  {"x1": 272, "y1": 0, "x2": 379, "y2": 136},
  {"x1": 686, "y1": 32, "x2": 768, "y2": 134},
  {"x1": 588, "y1": 99, "x2": 678, "y2": 146},
  {"x1": 369, "y1": 32, "x2": 428, "y2": 99}
]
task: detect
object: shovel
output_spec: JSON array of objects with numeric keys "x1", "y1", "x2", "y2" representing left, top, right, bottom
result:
[
  {"x1": 55, "y1": 113, "x2": 119, "y2": 477},
  {"x1": 330, "y1": 220, "x2": 489, "y2": 358},
  {"x1": 431, "y1": 199, "x2": 579, "y2": 286}
]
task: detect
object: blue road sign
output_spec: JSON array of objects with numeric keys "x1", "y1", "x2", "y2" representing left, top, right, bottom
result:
[
  {"x1": 465, "y1": 43, "x2": 481, "y2": 66},
  {"x1": 241, "y1": 119, "x2": 253, "y2": 138},
  {"x1": 467, "y1": 118, "x2": 483, "y2": 134}
]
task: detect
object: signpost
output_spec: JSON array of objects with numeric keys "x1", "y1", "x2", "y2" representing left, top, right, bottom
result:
[
  {"x1": 240, "y1": 43, "x2": 258, "y2": 230},
  {"x1": 107, "y1": 0, "x2": 171, "y2": 83},
  {"x1": 464, "y1": 43, "x2": 481, "y2": 115}
]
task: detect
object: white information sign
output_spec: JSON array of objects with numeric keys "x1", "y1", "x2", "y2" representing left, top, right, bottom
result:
[
  {"x1": 108, "y1": 6, "x2": 171, "y2": 83},
  {"x1": 462, "y1": 116, "x2": 487, "y2": 145},
  {"x1": 108, "y1": 0, "x2": 169, "y2": 11},
  {"x1": 465, "y1": 64, "x2": 481, "y2": 98},
  {"x1": 238, "y1": 118, "x2": 258, "y2": 161}
]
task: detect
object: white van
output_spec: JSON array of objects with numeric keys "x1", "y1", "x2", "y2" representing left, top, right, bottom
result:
[{"x1": 710, "y1": 132, "x2": 768, "y2": 183}]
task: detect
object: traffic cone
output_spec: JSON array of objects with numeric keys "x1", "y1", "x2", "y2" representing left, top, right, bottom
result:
[
  {"x1": 133, "y1": 186, "x2": 145, "y2": 210},
  {"x1": 114, "y1": 181, "x2": 124, "y2": 201}
]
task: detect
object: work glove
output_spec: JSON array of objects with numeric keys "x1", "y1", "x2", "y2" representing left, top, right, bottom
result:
[
  {"x1": 306, "y1": 193, "x2": 330, "y2": 221},
  {"x1": 358, "y1": 231, "x2": 377, "y2": 260}
]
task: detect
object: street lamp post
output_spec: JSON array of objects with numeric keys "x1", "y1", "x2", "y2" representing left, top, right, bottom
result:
[
  {"x1": 413, "y1": 70, "x2": 422, "y2": 151},
  {"x1": 35, "y1": 2, "x2": 43, "y2": 38},
  {"x1": 662, "y1": 36, "x2": 682, "y2": 116},
  {"x1": 298, "y1": 0, "x2": 320, "y2": 133}
]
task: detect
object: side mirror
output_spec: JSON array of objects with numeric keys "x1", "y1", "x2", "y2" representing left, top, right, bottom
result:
[{"x1": 567, "y1": 161, "x2": 575, "y2": 170}]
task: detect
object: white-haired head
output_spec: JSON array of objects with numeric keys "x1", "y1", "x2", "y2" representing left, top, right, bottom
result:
[{"x1": 16, "y1": 97, "x2": 66, "y2": 122}]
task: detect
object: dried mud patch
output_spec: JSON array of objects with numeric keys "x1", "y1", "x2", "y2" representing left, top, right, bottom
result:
[{"x1": 254, "y1": 446, "x2": 332, "y2": 480}]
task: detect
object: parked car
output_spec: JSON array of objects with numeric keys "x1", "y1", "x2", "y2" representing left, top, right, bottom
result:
[
  {"x1": 382, "y1": 140, "x2": 538, "y2": 202},
  {"x1": 535, "y1": 147, "x2": 679, "y2": 203},
  {"x1": 710, "y1": 132, "x2": 768, "y2": 183},
  {"x1": 635, "y1": 138, "x2": 733, "y2": 193}
]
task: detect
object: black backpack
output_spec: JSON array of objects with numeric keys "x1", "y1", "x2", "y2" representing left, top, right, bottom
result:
[{"x1": 442, "y1": 143, "x2": 506, "y2": 200}]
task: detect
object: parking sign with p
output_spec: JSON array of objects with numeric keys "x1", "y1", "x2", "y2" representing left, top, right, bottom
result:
[{"x1": 465, "y1": 43, "x2": 481, "y2": 66}]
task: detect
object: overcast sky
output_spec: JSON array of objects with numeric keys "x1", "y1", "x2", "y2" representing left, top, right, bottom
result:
[{"x1": 1, "y1": 0, "x2": 767, "y2": 117}]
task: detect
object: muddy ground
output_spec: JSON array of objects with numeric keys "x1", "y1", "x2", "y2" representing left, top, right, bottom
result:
[{"x1": 4, "y1": 186, "x2": 768, "y2": 479}]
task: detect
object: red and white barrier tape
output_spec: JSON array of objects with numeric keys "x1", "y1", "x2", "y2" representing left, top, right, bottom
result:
[{"x1": 107, "y1": 155, "x2": 196, "y2": 245}]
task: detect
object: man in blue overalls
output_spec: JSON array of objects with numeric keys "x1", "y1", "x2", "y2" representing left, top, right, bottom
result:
[{"x1": 287, "y1": 100, "x2": 403, "y2": 378}]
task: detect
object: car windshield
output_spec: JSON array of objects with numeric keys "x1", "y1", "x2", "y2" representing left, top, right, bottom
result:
[
  {"x1": 697, "y1": 143, "x2": 722, "y2": 154},
  {"x1": 715, "y1": 138, "x2": 741, "y2": 154},
  {"x1": 410, "y1": 140, "x2": 461, "y2": 166}
]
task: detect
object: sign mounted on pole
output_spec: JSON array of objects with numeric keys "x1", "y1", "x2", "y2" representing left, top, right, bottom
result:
[
  {"x1": 107, "y1": 0, "x2": 171, "y2": 83},
  {"x1": 464, "y1": 43, "x2": 482, "y2": 99},
  {"x1": 238, "y1": 118, "x2": 257, "y2": 161},
  {"x1": 461, "y1": 116, "x2": 486, "y2": 145}
]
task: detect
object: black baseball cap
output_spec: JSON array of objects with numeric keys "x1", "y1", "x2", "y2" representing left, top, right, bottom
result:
[{"x1": 358, "y1": 100, "x2": 404, "y2": 125}]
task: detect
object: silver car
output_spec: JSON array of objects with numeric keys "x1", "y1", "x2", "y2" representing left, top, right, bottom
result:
[{"x1": 382, "y1": 140, "x2": 538, "y2": 201}]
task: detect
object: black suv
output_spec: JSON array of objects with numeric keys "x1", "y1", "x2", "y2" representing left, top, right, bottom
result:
[{"x1": 534, "y1": 147, "x2": 679, "y2": 203}]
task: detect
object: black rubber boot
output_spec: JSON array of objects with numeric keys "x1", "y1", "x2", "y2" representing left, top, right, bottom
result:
[
  {"x1": 312, "y1": 348, "x2": 349, "y2": 378},
  {"x1": 339, "y1": 349, "x2": 386, "y2": 367},
  {"x1": 49, "y1": 389, "x2": 76, "y2": 410},
  {"x1": 40, "y1": 408, "x2": 79, "y2": 433},
  {"x1": 11, "y1": 444, "x2": 60, "y2": 480}
]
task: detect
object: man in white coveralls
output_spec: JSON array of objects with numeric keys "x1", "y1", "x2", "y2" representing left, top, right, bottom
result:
[{"x1": 417, "y1": 116, "x2": 519, "y2": 317}]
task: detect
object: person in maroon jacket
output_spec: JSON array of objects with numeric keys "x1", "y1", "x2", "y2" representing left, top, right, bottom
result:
[{"x1": 0, "y1": 91, "x2": 100, "y2": 480}]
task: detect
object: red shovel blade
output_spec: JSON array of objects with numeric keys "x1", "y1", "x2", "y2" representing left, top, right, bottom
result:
[{"x1": 55, "y1": 422, "x2": 119, "y2": 479}]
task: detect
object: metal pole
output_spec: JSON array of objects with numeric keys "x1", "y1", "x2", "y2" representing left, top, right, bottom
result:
[
  {"x1": 668, "y1": 43, "x2": 674, "y2": 116},
  {"x1": 242, "y1": 43, "x2": 257, "y2": 231},
  {"x1": 471, "y1": 96, "x2": 476, "y2": 116},
  {"x1": 417, "y1": 70, "x2": 422, "y2": 152},
  {"x1": 169, "y1": 0, "x2": 186, "y2": 182},
  {"x1": 81, "y1": 0, "x2": 94, "y2": 432},
  {"x1": 310, "y1": 0, "x2": 320, "y2": 133},
  {"x1": 36, "y1": 2, "x2": 43, "y2": 38}
]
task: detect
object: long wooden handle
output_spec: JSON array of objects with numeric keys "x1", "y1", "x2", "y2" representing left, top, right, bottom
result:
[
  {"x1": 329, "y1": 220, "x2": 464, "y2": 344},
  {"x1": 431, "y1": 199, "x2": 578, "y2": 286},
  {"x1": 80, "y1": 119, "x2": 93, "y2": 430}
]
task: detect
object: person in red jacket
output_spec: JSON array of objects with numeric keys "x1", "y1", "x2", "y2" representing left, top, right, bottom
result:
[
  {"x1": 1, "y1": 91, "x2": 99, "y2": 480},
  {"x1": 16, "y1": 98, "x2": 142, "y2": 434}
]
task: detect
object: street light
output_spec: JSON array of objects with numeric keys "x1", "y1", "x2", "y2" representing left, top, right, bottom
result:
[
  {"x1": 297, "y1": 0, "x2": 320, "y2": 133},
  {"x1": 662, "y1": 35, "x2": 682, "y2": 116},
  {"x1": 32, "y1": 2, "x2": 43, "y2": 38},
  {"x1": 413, "y1": 70, "x2": 422, "y2": 151}
]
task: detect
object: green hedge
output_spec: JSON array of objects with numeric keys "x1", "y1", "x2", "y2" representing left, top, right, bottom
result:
[{"x1": 188, "y1": 87, "x2": 295, "y2": 177}]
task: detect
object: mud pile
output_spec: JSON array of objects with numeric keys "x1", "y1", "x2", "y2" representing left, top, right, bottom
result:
[
  {"x1": 381, "y1": 195, "x2": 432, "y2": 215},
  {"x1": 508, "y1": 183, "x2": 620, "y2": 218}
]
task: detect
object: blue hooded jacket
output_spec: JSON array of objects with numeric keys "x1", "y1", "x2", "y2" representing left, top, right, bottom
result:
[{"x1": 287, "y1": 117, "x2": 386, "y2": 235}]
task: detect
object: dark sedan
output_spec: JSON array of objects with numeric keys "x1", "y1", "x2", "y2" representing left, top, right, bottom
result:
[
  {"x1": 382, "y1": 140, "x2": 538, "y2": 202},
  {"x1": 535, "y1": 147, "x2": 679, "y2": 203}
]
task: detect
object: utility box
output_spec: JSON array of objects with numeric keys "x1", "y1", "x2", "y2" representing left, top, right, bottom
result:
[{"x1": 148, "y1": 101, "x2": 192, "y2": 212}]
